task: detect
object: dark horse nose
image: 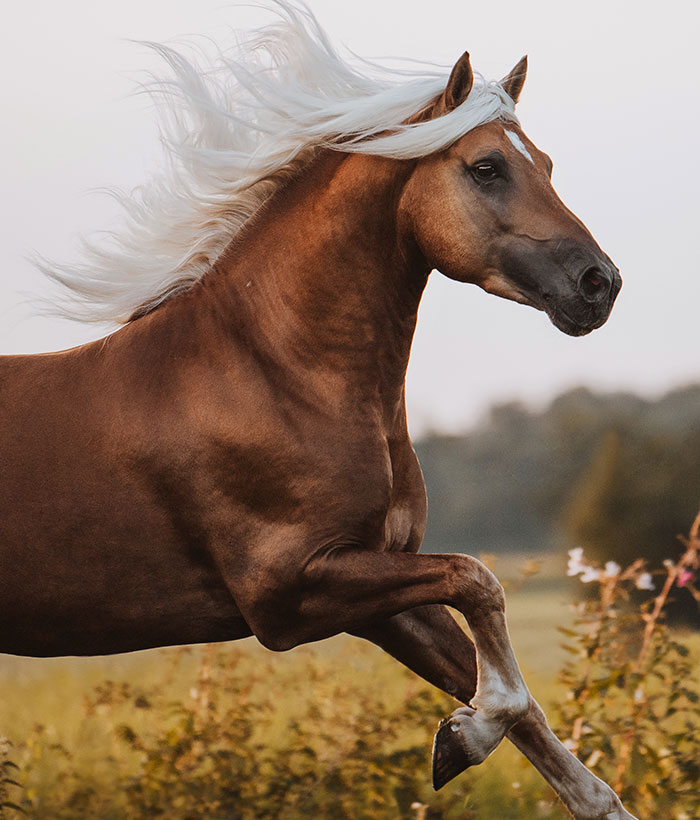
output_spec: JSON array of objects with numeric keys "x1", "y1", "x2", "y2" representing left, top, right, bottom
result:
[{"x1": 578, "y1": 264, "x2": 619, "y2": 304}]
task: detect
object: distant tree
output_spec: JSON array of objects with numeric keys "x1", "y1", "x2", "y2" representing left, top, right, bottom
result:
[
  {"x1": 559, "y1": 429, "x2": 622, "y2": 561},
  {"x1": 416, "y1": 383, "x2": 700, "y2": 624},
  {"x1": 559, "y1": 425, "x2": 700, "y2": 622}
]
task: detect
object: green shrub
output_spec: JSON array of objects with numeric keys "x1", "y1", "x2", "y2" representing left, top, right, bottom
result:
[{"x1": 554, "y1": 512, "x2": 700, "y2": 818}]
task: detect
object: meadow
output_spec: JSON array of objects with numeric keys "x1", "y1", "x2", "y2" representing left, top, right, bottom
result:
[{"x1": 1, "y1": 546, "x2": 699, "y2": 820}]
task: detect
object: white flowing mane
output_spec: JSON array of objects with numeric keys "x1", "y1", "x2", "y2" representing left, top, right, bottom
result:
[{"x1": 41, "y1": 1, "x2": 518, "y2": 324}]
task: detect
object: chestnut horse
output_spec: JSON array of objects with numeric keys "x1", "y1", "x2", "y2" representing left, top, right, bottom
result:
[{"x1": 0, "y1": 7, "x2": 633, "y2": 819}]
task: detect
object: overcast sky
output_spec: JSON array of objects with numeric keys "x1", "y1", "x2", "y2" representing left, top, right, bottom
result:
[{"x1": 1, "y1": 0, "x2": 698, "y2": 435}]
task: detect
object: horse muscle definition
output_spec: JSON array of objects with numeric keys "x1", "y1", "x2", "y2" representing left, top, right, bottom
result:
[{"x1": 0, "y1": 4, "x2": 632, "y2": 818}]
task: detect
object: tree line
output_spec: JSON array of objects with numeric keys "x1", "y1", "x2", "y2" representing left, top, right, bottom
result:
[{"x1": 416, "y1": 384, "x2": 700, "y2": 582}]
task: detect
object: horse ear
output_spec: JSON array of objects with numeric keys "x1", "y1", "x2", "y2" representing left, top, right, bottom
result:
[
  {"x1": 500, "y1": 55, "x2": 528, "y2": 104},
  {"x1": 439, "y1": 51, "x2": 474, "y2": 113}
]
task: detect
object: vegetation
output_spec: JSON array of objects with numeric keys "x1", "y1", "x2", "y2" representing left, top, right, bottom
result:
[
  {"x1": 556, "y1": 512, "x2": 700, "y2": 818},
  {"x1": 0, "y1": 511, "x2": 698, "y2": 819}
]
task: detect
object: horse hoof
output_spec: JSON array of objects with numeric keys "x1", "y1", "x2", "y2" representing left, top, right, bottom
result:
[
  {"x1": 432, "y1": 718, "x2": 470, "y2": 790},
  {"x1": 432, "y1": 706, "x2": 484, "y2": 790}
]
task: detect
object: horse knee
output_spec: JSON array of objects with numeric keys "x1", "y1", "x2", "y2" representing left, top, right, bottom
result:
[{"x1": 451, "y1": 555, "x2": 506, "y2": 618}]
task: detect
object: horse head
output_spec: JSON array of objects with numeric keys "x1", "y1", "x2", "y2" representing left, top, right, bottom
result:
[{"x1": 400, "y1": 52, "x2": 621, "y2": 337}]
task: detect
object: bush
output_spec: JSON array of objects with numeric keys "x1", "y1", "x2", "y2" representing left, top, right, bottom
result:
[{"x1": 556, "y1": 512, "x2": 700, "y2": 818}]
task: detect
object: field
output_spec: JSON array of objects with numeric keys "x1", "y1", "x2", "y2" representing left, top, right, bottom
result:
[
  {"x1": 0, "y1": 557, "x2": 570, "y2": 748},
  {"x1": 1, "y1": 554, "x2": 699, "y2": 819}
]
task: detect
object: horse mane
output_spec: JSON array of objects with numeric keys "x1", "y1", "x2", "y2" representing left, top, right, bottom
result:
[{"x1": 39, "y1": 1, "x2": 518, "y2": 324}]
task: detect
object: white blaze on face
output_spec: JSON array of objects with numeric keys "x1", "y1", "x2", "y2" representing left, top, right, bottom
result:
[{"x1": 505, "y1": 129, "x2": 534, "y2": 164}]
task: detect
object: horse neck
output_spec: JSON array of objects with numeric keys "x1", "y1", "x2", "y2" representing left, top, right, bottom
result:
[{"x1": 195, "y1": 150, "x2": 430, "y2": 423}]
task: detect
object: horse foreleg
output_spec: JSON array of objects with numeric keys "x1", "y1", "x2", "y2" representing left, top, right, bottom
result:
[
  {"x1": 509, "y1": 699, "x2": 638, "y2": 820},
  {"x1": 239, "y1": 550, "x2": 529, "y2": 763},
  {"x1": 352, "y1": 605, "x2": 638, "y2": 820}
]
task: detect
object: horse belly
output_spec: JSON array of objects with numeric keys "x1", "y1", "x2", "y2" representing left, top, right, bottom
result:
[
  {"x1": 0, "y1": 406, "x2": 243, "y2": 656},
  {"x1": 0, "y1": 486, "x2": 245, "y2": 656},
  {"x1": 0, "y1": 503, "x2": 248, "y2": 657}
]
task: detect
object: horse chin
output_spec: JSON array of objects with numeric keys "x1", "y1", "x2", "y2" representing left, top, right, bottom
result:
[
  {"x1": 480, "y1": 275, "x2": 595, "y2": 337},
  {"x1": 482, "y1": 275, "x2": 603, "y2": 338},
  {"x1": 547, "y1": 309, "x2": 596, "y2": 337}
]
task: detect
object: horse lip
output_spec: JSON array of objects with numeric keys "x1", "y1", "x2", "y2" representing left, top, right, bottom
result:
[
  {"x1": 496, "y1": 236, "x2": 621, "y2": 336},
  {"x1": 520, "y1": 282, "x2": 612, "y2": 336},
  {"x1": 547, "y1": 305, "x2": 602, "y2": 337},
  {"x1": 484, "y1": 262, "x2": 613, "y2": 337},
  {"x1": 509, "y1": 289, "x2": 586, "y2": 335}
]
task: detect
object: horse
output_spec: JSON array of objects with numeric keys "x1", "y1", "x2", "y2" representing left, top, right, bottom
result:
[{"x1": 0, "y1": 5, "x2": 632, "y2": 818}]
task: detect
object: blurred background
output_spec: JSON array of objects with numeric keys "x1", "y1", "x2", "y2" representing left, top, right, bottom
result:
[{"x1": 1, "y1": 2, "x2": 700, "y2": 817}]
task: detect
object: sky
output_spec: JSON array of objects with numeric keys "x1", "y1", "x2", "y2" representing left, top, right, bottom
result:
[{"x1": 1, "y1": 0, "x2": 699, "y2": 436}]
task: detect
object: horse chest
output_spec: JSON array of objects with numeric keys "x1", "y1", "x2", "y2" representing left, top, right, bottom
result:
[
  {"x1": 298, "y1": 432, "x2": 427, "y2": 553},
  {"x1": 382, "y1": 499, "x2": 419, "y2": 551},
  {"x1": 382, "y1": 440, "x2": 427, "y2": 552},
  {"x1": 190, "y1": 421, "x2": 426, "y2": 555}
]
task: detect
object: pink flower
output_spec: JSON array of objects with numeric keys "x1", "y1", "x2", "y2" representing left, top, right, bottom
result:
[{"x1": 677, "y1": 569, "x2": 694, "y2": 588}]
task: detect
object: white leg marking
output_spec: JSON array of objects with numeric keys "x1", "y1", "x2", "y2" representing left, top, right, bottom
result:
[{"x1": 447, "y1": 605, "x2": 530, "y2": 765}]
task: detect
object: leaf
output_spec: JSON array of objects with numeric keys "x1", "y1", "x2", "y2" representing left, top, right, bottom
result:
[{"x1": 0, "y1": 802, "x2": 26, "y2": 813}]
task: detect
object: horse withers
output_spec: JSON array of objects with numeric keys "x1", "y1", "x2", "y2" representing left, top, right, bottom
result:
[{"x1": 0, "y1": 6, "x2": 630, "y2": 819}]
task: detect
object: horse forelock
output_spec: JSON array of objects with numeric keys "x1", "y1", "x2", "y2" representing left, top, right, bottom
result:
[{"x1": 38, "y1": 1, "x2": 517, "y2": 325}]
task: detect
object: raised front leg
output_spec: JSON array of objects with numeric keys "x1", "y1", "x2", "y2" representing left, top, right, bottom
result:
[
  {"x1": 237, "y1": 550, "x2": 529, "y2": 767},
  {"x1": 352, "y1": 605, "x2": 638, "y2": 820}
]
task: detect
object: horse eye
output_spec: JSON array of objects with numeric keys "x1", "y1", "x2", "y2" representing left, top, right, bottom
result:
[{"x1": 473, "y1": 162, "x2": 498, "y2": 181}]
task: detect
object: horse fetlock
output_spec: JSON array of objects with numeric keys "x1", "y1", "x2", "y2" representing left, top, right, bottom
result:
[
  {"x1": 585, "y1": 797, "x2": 639, "y2": 820},
  {"x1": 444, "y1": 706, "x2": 508, "y2": 763},
  {"x1": 477, "y1": 672, "x2": 530, "y2": 715},
  {"x1": 573, "y1": 805, "x2": 638, "y2": 820},
  {"x1": 432, "y1": 694, "x2": 528, "y2": 790},
  {"x1": 602, "y1": 809, "x2": 638, "y2": 820},
  {"x1": 476, "y1": 689, "x2": 529, "y2": 727}
]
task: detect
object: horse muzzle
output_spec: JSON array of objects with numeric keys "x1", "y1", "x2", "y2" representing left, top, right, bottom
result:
[{"x1": 497, "y1": 236, "x2": 622, "y2": 337}]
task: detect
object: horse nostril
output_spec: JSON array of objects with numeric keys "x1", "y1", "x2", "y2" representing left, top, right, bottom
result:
[{"x1": 579, "y1": 267, "x2": 609, "y2": 301}]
